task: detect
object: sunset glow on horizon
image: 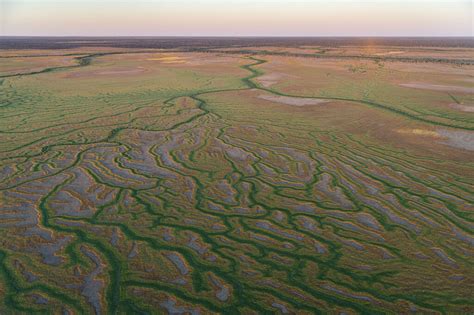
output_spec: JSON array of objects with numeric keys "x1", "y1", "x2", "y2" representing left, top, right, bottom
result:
[{"x1": 1, "y1": 0, "x2": 473, "y2": 36}]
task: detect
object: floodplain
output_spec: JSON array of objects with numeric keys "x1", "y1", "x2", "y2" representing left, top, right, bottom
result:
[{"x1": 0, "y1": 38, "x2": 473, "y2": 314}]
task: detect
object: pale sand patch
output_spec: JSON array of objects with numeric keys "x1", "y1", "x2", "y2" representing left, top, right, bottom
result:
[
  {"x1": 258, "y1": 94, "x2": 329, "y2": 106},
  {"x1": 256, "y1": 72, "x2": 296, "y2": 88},
  {"x1": 374, "y1": 51, "x2": 404, "y2": 56},
  {"x1": 147, "y1": 56, "x2": 186, "y2": 64},
  {"x1": 400, "y1": 83, "x2": 474, "y2": 94},
  {"x1": 449, "y1": 103, "x2": 474, "y2": 113},
  {"x1": 397, "y1": 129, "x2": 441, "y2": 137}
]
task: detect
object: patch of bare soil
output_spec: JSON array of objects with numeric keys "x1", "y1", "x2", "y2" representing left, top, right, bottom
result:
[
  {"x1": 400, "y1": 83, "x2": 474, "y2": 93},
  {"x1": 258, "y1": 94, "x2": 329, "y2": 106},
  {"x1": 449, "y1": 103, "x2": 474, "y2": 113},
  {"x1": 374, "y1": 51, "x2": 405, "y2": 56},
  {"x1": 256, "y1": 72, "x2": 297, "y2": 88}
]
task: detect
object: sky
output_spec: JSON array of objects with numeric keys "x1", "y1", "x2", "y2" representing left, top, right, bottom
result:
[{"x1": 1, "y1": 0, "x2": 473, "y2": 36}]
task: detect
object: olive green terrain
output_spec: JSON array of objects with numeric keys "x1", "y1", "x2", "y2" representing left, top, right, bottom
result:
[{"x1": 0, "y1": 46, "x2": 473, "y2": 314}]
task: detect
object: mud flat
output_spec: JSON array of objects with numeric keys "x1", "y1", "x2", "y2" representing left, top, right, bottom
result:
[
  {"x1": 256, "y1": 72, "x2": 296, "y2": 88},
  {"x1": 437, "y1": 129, "x2": 474, "y2": 151},
  {"x1": 79, "y1": 247, "x2": 105, "y2": 315},
  {"x1": 400, "y1": 82, "x2": 474, "y2": 93},
  {"x1": 449, "y1": 103, "x2": 474, "y2": 113},
  {"x1": 165, "y1": 252, "x2": 190, "y2": 276},
  {"x1": 258, "y1": 94, "x2": 329, "y2": 106}
]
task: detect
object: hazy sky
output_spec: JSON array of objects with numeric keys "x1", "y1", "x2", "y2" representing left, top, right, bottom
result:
[{"x1": 1, "y1": 0, "x2": 472, "y2": 36}]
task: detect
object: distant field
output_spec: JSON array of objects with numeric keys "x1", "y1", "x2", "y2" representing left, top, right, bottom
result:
[{"x1": 0, "y1": 39, "x2": 473, "y2": 314}]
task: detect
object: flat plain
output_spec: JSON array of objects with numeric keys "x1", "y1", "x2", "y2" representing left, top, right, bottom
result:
[{"x1": 0, "y1": 38, "x2": 473, "y2": 314}]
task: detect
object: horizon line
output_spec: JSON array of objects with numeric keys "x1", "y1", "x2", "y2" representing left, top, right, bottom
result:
[{"x1": 1, "y1": 35, "x2": 473, "y2": 38}]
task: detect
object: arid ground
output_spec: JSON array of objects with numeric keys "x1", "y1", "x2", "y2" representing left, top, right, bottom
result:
[{"x1": 0, "y1": 38, "x2": 473, "y2": 314}]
